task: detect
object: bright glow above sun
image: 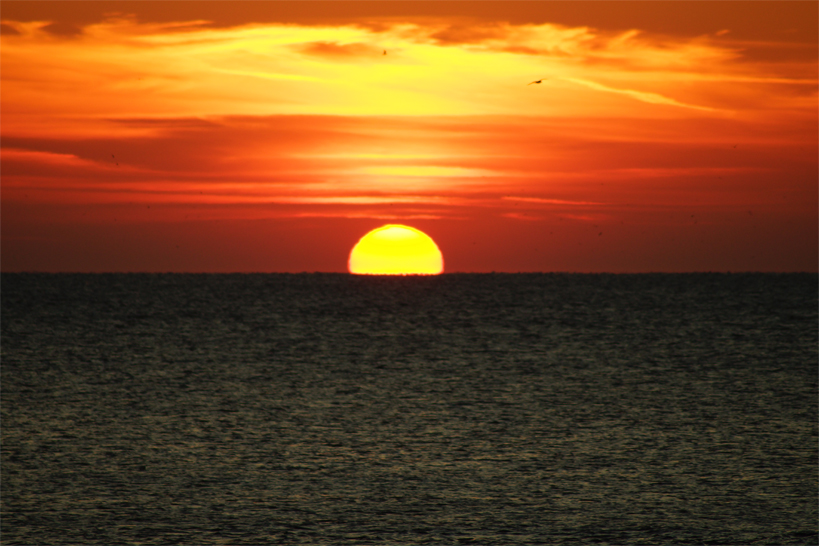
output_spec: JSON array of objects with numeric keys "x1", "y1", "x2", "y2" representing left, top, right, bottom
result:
[{"x1": 348, "y1": 224, "x2": 444, "y2": 275}]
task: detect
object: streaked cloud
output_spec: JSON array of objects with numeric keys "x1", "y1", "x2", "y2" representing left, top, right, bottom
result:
[
  {"x1": 357, "y1": 166, "x2": 500, "y2": 178},
  {"x1": 1, "y1": 7, "x2": 816, "y2": 272},
  {"x1": 560, "y1": 77, "x2": 720, "y2": 112},
  {"x1": 4, "y1": 16, "x2": 803, "y2": 121},
  {"x1": 502, "y1": 196, "x2": 606, "y2": 206}
]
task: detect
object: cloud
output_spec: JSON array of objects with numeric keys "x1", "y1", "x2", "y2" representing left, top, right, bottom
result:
[
  {"x1": 5, "y1": 16, "x2": 799, "y2": 121},
  {"x1": 0, "y1": 6, "x2": 815, "y2": 273},
  {"x1": 1, "y1": 18, "x2": 815, "y2": 235},
  {"x1": 0, "y1": 23, "x2": 20, "y2": 36},
  {"x1": 2, "y1": 1, "x2": 816, "y2": 47},
  {"x1": 502, "y1": 196, "x2": 606, "y2": 206},
  {"x1": 40, "y1": 21, "x2": 84, "y2": 37},
  {"x1": 428, "y1": 21, "x2": 511, "y2": 45},
  {"x1": 357, "y1": 165, "x2": 499, "y2": 178},
  {"x1": 561, "y1": 77, "x2": 720, "y2": 112},
  {"x1": 3, "y1": 111, "x2": 813, "y2": 214},
  {"x1": 267, "y1": 195, "x2": 454, "y2": 206},
  {"x1": 297, "y1": 41, "x2": 385, "y2": 60}
]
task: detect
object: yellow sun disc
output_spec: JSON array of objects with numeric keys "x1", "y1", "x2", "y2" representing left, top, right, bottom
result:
[{"x1": 348, "y1": 224, "x2": 444, "y2": 275}]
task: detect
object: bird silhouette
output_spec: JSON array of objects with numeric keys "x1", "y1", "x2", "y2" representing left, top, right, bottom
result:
[
  {"x1": 528, "y1": 78, "x2": 548, "y2": 85},
  {"x1": 383, "y1": 50, "x2": 387, "y2": 55}
]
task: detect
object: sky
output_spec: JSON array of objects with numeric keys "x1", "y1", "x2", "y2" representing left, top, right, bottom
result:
[{"x1": 2, "y1": 1, "x2": 817, "y2": 273}]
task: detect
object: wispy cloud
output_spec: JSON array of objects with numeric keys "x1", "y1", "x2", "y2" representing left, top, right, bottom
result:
[
  {"x1": 3, "y1": 16, "x2": 798, "y2": 122},
  {"x1": 1, "y1": 11, "x2": 815, "y2": 272},
  {"x1": 502, "y1": 196, "x2": 606, "y2": 206},
  {"x1": 559, "y1": 77, "x2": 720, "y2": 112},
  {"x1": 357, "y1": 165, "x2": 500, "y2": 178}
]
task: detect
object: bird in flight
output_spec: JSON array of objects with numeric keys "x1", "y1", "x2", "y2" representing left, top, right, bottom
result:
[{"x1": 528, "y1": 79, "x2": 548, "y2": 85}]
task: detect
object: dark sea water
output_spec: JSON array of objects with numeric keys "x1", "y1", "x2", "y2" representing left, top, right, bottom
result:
[{"x1": 2, "y1": 273, "x2": 816, "y2": 545}]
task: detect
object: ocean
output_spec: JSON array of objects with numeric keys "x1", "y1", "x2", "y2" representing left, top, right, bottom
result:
[{"x1": 2, "y1": 273, "x2": 816, "y2": 545}]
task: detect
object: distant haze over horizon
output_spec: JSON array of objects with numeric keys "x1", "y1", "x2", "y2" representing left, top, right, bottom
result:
[{"x1": 2, "y1": 1, "x2": 816, "y2": 273}]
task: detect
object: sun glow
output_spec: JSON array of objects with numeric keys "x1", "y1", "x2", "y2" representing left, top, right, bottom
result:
[
  {"x1": 348, "y1": 224, "x2": 444, "y2": 275},
  {"x1": 358, "y1": 165, "x2": 496, "y2": 177}
]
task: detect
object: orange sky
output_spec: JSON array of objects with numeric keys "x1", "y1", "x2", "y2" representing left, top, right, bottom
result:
[{"x1": 2, "y1": 1, "x2": 817, "y2": 272}]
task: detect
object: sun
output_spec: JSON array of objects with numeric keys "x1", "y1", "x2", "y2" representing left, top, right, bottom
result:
[{"x1": 348, "y1": 224, "x2": 444, "y2": 275}]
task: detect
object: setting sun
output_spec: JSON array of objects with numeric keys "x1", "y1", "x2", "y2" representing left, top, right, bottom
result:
[{"x1": 348, "y1": 225, "x2": 444, "y2": 275}]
